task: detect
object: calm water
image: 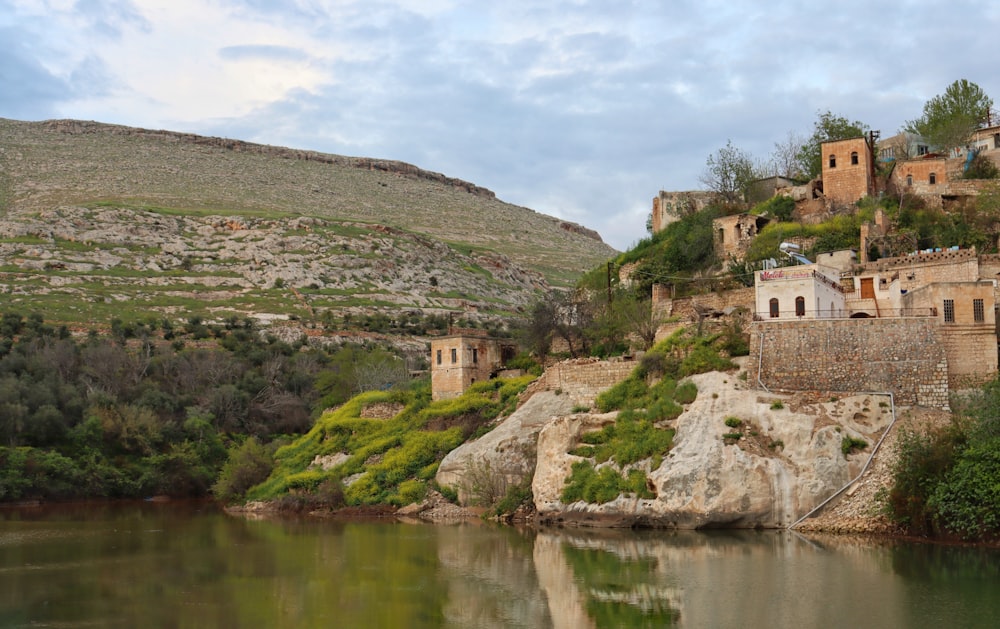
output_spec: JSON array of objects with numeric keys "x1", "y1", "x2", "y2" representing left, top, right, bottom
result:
[{"x1": 1, "y1": 502, "x2": 998, "y2": 629}]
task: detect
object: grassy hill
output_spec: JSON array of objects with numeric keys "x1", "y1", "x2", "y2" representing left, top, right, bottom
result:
[{"x1": 0, "y1": 118, "x2": 616, "y2": 328}]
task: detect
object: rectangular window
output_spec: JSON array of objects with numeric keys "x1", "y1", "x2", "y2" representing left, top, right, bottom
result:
[
  {"x1": 472, "y1": 348, "x2": 478, "y2": 363},
  {"x1": 451, "y1": 348, "x2": 457, "y2": 363},
  {"x1": 436, "y1": 349, "x2": 442, "y2": 365},
  {"x1": 769, "y1": 298, "x2": 779, "y2": 318},
  {"x1": 974, "y1": 299, "x2": 985, "y2": 322},
  {"x1": 944, "y1": 299, "x2": 955, "y2": 323}
]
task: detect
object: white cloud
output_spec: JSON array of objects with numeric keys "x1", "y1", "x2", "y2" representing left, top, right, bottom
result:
[{"x1": 2, "y1": 0, "x2": 999, "y2": 250}]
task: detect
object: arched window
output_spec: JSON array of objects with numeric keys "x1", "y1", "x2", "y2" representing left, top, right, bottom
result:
[
  {"x1": 795, "y1": 296, "x2": 806, "y2": 317},
  {"x1": 828, "y1": 154, "x2": 837, "y2": 168},
  {"x1": 929, "y1": 172, "x2": 937, "y2": 185},
  {"x1": 906, "y1": 174, "x2": 913, "y2": 186},
  {"x1": 850, "y1": 151, "x2": 859, "y2": 165},
  {"x1": 769, "y1": 298, "x2": 779, "y2": 318}
]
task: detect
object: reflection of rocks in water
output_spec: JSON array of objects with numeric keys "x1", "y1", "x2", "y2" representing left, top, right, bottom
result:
[{"x1": 435, "y1": 525, "x2": 551, "y2": 628}]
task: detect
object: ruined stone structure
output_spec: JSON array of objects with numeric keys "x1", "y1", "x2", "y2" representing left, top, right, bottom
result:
[
  {"x1": 820, "y1": 137, "x2": 875, "y2": 206},
  {"x1": 713, "y1": 214, "x2": 770, "y2": 265},
  {"x1": 651, "y1": 191, "x2": 715, "y2": 233},
  {"x1": 750, "y1": 318, "x2": 950, "y2": 409},
  {"x1": 430, "y1": 332, "x2": 517, "y2": 400},
  {"x1": 525, "y1": 358, "x2": 636, "y2": 406},
  {"x1": 651, "y1": 285, "x2": 755, "y2": 321}
]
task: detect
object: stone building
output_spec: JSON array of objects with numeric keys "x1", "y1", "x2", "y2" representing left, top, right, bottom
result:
[
  {"x1": 753, "y1": 264, "x2": 846, "y2": 320},
  {"x1": 713, "y1": 214, "x2": 770, "y2": 266},
  {"x1": 751, "y1": 246, "x2": 1000, "y2": 405},
  {"x1": 430, "y1": 332, "x2": 518, "y2": 400},
  {"x1": 651, "y1": 191, "x2": 715, "y2": 234},
  {"x1": 820, "y1": 137, "x2": 875, "y2": 206}
]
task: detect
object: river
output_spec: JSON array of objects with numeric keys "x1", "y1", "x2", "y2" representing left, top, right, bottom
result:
[{"x1": 1, "y1": 501, "x2": 998, "y2": 628}]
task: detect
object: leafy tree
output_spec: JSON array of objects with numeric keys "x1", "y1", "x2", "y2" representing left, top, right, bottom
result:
[
  {"x1": 699, "y1": 140, "x2": 764, "y2": 204},
  {"x1": 906, "y1": 79, "x2": 993, "y2": 152},
  {"x1": 797, "y1": 111, "x2": 869, "y2": 179}
]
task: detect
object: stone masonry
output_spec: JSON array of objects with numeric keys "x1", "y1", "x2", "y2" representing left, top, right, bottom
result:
[
  {"x1": 525, "y1": 357, "x2": 636, "y2": 407},
  {"x1": 821, "y1": 137, "x2": 874, "y2": 206},
  {"x1": 750, "y1": 318, "x2": 950, "y2": 409}
]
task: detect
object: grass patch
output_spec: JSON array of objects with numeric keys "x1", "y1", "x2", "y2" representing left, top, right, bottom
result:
[
  {"x1": 561, "y1": 461, "x2": 654, "y2": 504},
  {"x1": 247, "y1": 375, "x2": 535, "y2": 506}
]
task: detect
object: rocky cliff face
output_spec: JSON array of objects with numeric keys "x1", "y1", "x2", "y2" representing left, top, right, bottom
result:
[
  {"x1": 534, "y1": 371, "x2": 890, "y2": 528},
  {"x1": 440, "y1": 361, "x2": 894, "y2": 529}
]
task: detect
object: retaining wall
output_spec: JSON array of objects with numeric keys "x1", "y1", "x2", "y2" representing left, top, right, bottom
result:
[{"x1": 750, "y1": 318, "x2": 950, "y2": 409}]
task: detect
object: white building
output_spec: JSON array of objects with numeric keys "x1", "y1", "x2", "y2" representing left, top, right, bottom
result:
[{"x1": 754, "y1": 264, "x2": 846, "y2": 319}]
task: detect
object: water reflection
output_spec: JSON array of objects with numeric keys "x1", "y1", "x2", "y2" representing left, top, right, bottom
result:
[{"x1": 2, "y1": 504, "x2": 1000, "y2": 628}]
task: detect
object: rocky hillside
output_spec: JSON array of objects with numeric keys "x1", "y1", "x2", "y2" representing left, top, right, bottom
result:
[{"x1": 0, "y1": 118, "x2": 616, "y2": 328}]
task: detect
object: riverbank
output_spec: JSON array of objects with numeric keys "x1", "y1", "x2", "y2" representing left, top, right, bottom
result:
[{"x1": 794, "y1": 406, "x2": 951, "y2": 536}]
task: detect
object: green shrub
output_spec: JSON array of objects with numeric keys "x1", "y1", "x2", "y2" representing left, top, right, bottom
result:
[
  {"x1": 561, "y1": 461, "x2": 653, "y2": 504},
  {"x1": 841, "y1": 436, "x2": 868, "y2": 456},
  {"x1": 724, "y1": 416, "x2": 742, "y2": 428},
  {"x1": 770, "y1": 401, "x2": 784, "y2": 410},
  {"x1": 886, "y1": 424, "x2": 963, "y2": 535},
  {"x1": 212, "y1": 437, "x2": 274, "y2": 504},
  {"x1": 674, "y1": 381, "x2": 698, "y2": 404},
  {"x1": 722, "y1": 432, "x2": 742, "y2": 442}
]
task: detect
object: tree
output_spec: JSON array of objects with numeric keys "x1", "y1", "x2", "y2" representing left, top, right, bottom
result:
[
  {"x1": 769, "y1": 130, "x2": 807, "y2": 180},
  {"x1": 906, "y1": 79, "x2": 993, "y2": 152},
  {"x1": 796, "y1": 111, "x2": 869, "y2": 179},
  {"x1": 699, "y1": 140, "x2": 763, "y2": 204}
]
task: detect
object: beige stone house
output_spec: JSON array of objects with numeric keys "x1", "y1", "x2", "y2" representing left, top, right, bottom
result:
[
  {"x1": 751, "y1": 246, "x2": 1000, "y2": 405},
  {"x1": 430, "y1": 332, "x2": 518, "y2": 400},
  {"x1": 820, "y1": 136, "x2": 876, "y2": 206}
]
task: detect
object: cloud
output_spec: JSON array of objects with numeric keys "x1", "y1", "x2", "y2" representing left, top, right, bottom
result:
[
  {"x1": 218, "y1": 45, "x2": 310, "y2": 63},
  {"x1": 1, "y1": 0, "x2": 999, "y2": 250}
]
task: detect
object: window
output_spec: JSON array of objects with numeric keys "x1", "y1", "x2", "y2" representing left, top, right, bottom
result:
[
  {"x1": 795, "y1": 296, "x2": 805, "y2": 317},
  {"x1": 769, "y1": 298, "x2": 779, "y2": 318},
  {"x1": 828, "y1": 154, "x2": 836, "y2": 168},
  {"x1": 929, "y1": 172, "x2": 936, "y2": 185},
  {"x1": 451, "y1": 348, "x2": 457, "y2": 363},
  {"x1": 718, "y1": 227, "x2": 725, "y2": 244},
  {"x1": 850, "y1": 151, "x2": 859, "y2": 165},
  {"x1": 906, "y1": 174, "x2": 913, "y2": 186},
  {"x1": 436, "y1": 349, "x2": 442, "y2": 365},
  {"x1": 472, "y1": 348, "x2": 478, "y2": 363},
  {"x1": 917, "y1": 145, "x2": 929, "y2": 156},
  {"x1": 974, "y1": 299, "x2": 985, "y2": 322},
  {"x1": 944, "y1": 299, "x2": 955, "y2": 323}
]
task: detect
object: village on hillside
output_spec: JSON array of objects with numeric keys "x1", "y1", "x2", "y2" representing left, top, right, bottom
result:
[{"x1": 430, "y1": 99, "x2": 1000, "y2": 410}]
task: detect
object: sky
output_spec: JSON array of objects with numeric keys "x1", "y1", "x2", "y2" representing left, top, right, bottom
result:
[{"x1": 2, "y1": 1, "x2": 999, "y2": 251}]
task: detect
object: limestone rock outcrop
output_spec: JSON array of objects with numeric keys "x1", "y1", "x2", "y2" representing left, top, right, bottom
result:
[{"x1": 533, "y1": 371, "x2": 892, "y2": 528}]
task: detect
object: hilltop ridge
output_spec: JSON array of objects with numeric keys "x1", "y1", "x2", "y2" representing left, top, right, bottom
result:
[{"x1": 0, "y1": 117, "x2": 617, "y2": 330}]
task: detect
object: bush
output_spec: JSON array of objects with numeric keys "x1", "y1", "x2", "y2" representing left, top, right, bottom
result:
[
  {"x1": 561, "y1": 461, "x2": 653, "y2": 504},
  {"x1": 841, "y1": 436, "x2": 868, "y2": 456},
  {"x1": 724, "y1": 416, "x2": 742, "y2": 428},
  {"x1": 212, "y1": 437, "x2": 274, "y2": 504},
  {"x1": 885, "y1": 424, "x2": 963, "y2": 535}
]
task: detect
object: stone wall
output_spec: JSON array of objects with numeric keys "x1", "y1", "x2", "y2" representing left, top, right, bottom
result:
[
  {"x1": 526, "y1": 358, "x2": 636, "y2": 406},
  {"x1": 653, "y1": 286, "x2": 755, "y2": 320},
  {"x1": 651, "y1": 191, "x2": 715, "y2": 233},
  {"x1": 750, "y1": 318, "x2": 950, "y2": 409},
  {"x1": 864, "y1": 248, "x2": 980, "y2": 292}
]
